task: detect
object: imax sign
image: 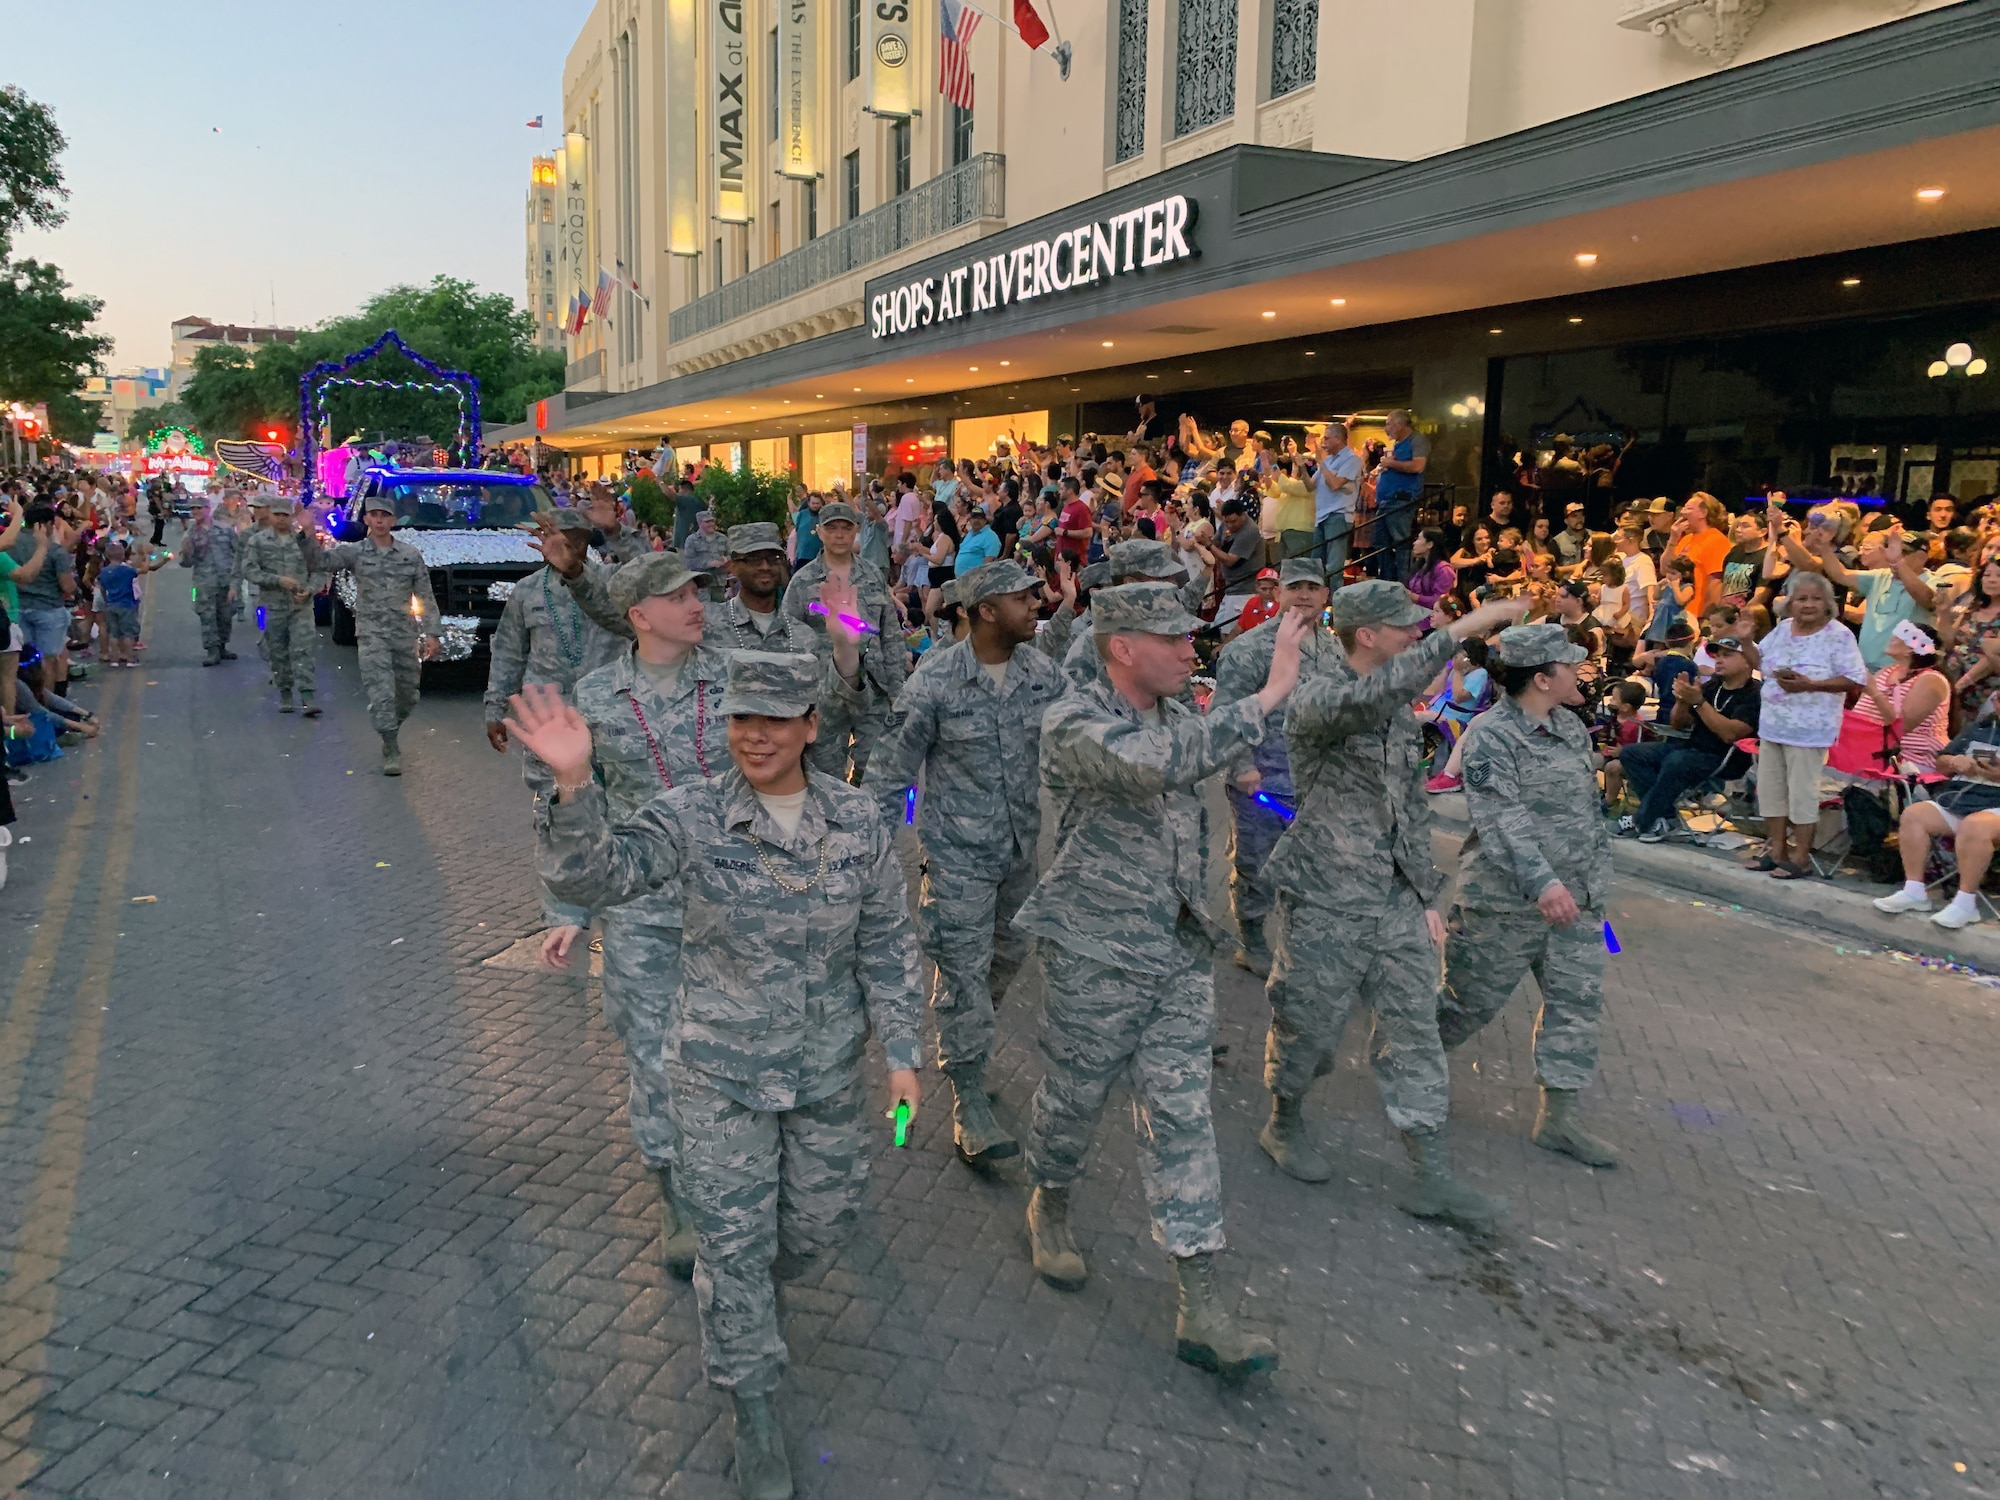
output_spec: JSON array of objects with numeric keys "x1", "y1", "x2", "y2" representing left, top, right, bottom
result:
[{"x1": 869, "y1": 194, "x2": 1198, "y2": 341}]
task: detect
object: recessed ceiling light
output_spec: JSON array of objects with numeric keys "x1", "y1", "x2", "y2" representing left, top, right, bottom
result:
[
  {"x1": 1488, "y1": 328, "x2": 1503, "y2": 335},
  {"x1": 969, "y1": 366, "x2": 978, "y2": 371},
  {"x1": 1304, "y1": 351, "x2": 1316, "y2": 357},
  {"x1": 906, "y1": 378, "x2": 914, "y2": 383},
  {"x1": 814, "y1": 393, "x2": 823, "y2": 398},
  {"x1": 1101, "y1": 340, "x2": 1114, "y2": 348},
  {"x1": 852, "y1": 386, "x2": 861, "y2": 392},
  {"x1": 1070, "y1": 387, "x2": 1080, "y2": 392},
  {"x1": 1329, "y1": 297, "x2": 1346, "y2": 306},
  {"x1": 1574, "y1": 252, "x2": 1598, "y2": 267},
  {"x1": 1261, "y1": 311, "x2": 1276, "y2": 319},
  {"x1": 1183, "y1": 368, "x2": 1192, "y2": 373},
  {"x1": 999, "y1": 359, "x2": 1010, "y2": 366},
  {"x1": 1146, "y1": 373, "x2": 1158, "y2": 378},
  {"x1": 1840, "y1": 277, "x2": 1862, "y2": 288},
  {"x1": 1568, "y1": 317, "x2": 1583, "y2": 324},
  {"x1": 1916, "y1": 186, "x2": 1946, "y2": 202}
]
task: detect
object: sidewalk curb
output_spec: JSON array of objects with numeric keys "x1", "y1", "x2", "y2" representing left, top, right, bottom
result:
[{"x1": 1426, "y1": 796, "x2": 2000, "y2": 972}]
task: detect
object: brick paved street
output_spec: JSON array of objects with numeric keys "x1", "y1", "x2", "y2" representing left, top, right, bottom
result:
[{"x1": 1, "y1": 593, "x2": 1996, "y2": 1499}]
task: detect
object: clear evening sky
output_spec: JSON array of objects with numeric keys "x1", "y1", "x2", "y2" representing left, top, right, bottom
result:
[{"x1": 5, "y1": 0, "x2": 594, "y2": 370}]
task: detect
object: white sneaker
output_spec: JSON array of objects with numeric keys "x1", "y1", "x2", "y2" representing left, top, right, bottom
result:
[
  {"x1": 1873, "y1": 889, "x2": 1934, "y2": 914},
  {"x1": 1930, "y1": 903, "x2": 1983, "y2": 930}
]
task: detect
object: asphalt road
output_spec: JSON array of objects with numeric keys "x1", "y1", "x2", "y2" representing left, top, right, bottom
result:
[{"x1": 0, "y1": 587, "x2": 1994, "y2": 1498}]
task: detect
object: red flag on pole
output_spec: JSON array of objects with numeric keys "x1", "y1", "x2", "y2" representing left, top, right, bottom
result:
[{"x1": 1012, "y1": 0, "x2": 1049, "y2": 50}]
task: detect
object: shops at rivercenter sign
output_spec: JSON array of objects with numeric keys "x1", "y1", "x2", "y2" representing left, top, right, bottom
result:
[{"x1": 869, "y1": 194, "x2": 1197, "y2": 341}]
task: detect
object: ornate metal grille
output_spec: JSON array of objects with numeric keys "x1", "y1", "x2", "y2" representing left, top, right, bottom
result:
[
  {"x1": 1114, "y1": 0, "x2": 1149, "y2": 164},
  {"x1": 1174, "y1": 0, "x2": 1237, "y2": 137},
  {"x1": 1270, "y1": 0, "x2": 1318, "y2": 99}
]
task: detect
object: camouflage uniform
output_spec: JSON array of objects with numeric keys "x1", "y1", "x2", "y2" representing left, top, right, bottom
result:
[
  {"x1": 781, "y1": 539, "x2": 903, "y2": 781},
  {"x1": 175, "y1": 517, "x2": 241, "y2": 660},
  {"x1": 320, "y1": 528, "x2": 440, "y2": 735},
  {"x1": 595, "y1": 521, "x2": 649, "y2": 566},
  {"x1": 482, "y1": 519, "x2": 627, "y2": 914},
  {"x1": 1059, "y1": 540, "x2": 1209, "y2": 690},
  {"x1": 567, "y1": 640, "x2": 736, "y2": 1172},
  {"x1": 236, "y1": 523, "x2": 327, "y2": 700},
  {"x1": 1440, "y1": 664, "x2": 1612, "y2": 1092},
  {"x1": 1014, "y1": 586, "x2": 1271, "y2": 1257},
  {"x1": 681, "y1": 522, "x2": 731, "y2": 592},
  {"x1": 1210, "y1": 581, "x2": 1345, "y2": 958},
  {"x1": 866, "y1": 566, "x2": 1067, "y2": 1078},
  {"x1": 1263, "y1": 625, "x2": 1458, "y2": 1129},
  {"x1": 537, "y1": 653, "x2": 923, "y2": 1396}
]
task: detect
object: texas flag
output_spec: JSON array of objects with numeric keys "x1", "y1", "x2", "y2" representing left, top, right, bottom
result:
[{"x1": 1012, "y1": 0, "x2": 1050, "y2": 50}]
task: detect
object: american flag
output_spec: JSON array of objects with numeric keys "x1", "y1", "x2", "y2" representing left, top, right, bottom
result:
[
  {"x1": 939, "y1": 0, "x2": 980, "y2": 111},
  {"x1": 591, "y1": 267, "x2": 615, "y2": 320}
]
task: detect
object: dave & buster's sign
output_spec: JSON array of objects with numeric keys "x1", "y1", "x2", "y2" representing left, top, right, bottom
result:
[{"x1": 869, "y1": 194, "x2": 1197, "y2": 341}]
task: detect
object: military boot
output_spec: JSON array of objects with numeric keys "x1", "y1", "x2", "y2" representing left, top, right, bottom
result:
[
  {"x1": 1025, "y1": 1185, "x2": 1087, "y2": 1290},
  {"x1": 380, "y1": 732, "x2": 402, "y2": 776},
  {"x1": 1532, "y1": 1087, "x2": 1619, "y2": 1168},
  {"x1": 218, "y1": 646, "x2": 237, "y2": 660},
  {"x1": 729, "y1": 1391, "x2": 793, "y2": 1500},
  {"x1": 1257, "y1": 1093, "x2": 1332, "y2": 1183},
  {"x1": 947, "y1": 1066, "x2": 1018, "y2": 1171},
  {"x1": 1231, "y1": 923, "x2": 1272, "y2": 978},
  {"x1": 278, "y1": 690, "x2": 294, "y2": 713},
  {"x1": 202, "y1": 649, "x2": 220, "y2": 668},
  {"x1": 301, "y1": 695, "x2": 321, "y2": 719},
  {"x1": 1396, "y1": 1127, "x2": 1510, "y2": 1233},
  {"x1": 1173, "y1": 1253, "x2": 1280, "y2": 1377},
  {"x1": 654, "y1": 1166, "x2": 697, "y2": 1281}
]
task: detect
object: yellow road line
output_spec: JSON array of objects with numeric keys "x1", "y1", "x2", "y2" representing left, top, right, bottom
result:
[
  {"x1": 0, "y1": 708, "x2": 109, "y2": 1143},
  {"x1": 0, "y1": 671, "x2": 140, "y2": 1490}
]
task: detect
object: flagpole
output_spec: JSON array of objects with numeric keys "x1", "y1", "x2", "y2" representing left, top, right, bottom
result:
[{"x1": 955, "y1": 0, "x2": 1070, "y2": 73}]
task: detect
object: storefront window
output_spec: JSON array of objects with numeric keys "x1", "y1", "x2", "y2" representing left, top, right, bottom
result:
[
  {"x1": 1174, "y1": 0, "x2": 1236, "y2": 138},
  {"x1": 1493, "y1": 309, "x2": 2000, "y2": 509},
  {"x1": 951, "y1": 411, "x2": 1048, "y2": 462},
  {"x1": 1115, "y1": 0, "x2": 1148, "y2": 164},
  {"x1": 1270, "y1": 0, "x2": 1318, "y2": 99},
  {"x1": 802, "y1": 430, "x2": 852, "y2": 490}
]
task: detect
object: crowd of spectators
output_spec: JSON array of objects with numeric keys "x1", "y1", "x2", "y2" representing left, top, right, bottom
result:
[{"x1": 0, "y1": 461, "x2": 171, "y2": 883}]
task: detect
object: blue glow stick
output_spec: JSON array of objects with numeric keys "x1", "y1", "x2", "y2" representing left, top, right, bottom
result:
[
  {"x1": 1252, "y1": 791, "x2": 1295, "y2": 821},
  {"x1": 1603, "y1": 920, "x2": 1621, "y2": 955},
  {"x1": 256, "y1": 605, "x2": 266, "y2": 631},
  {"x1": 904, "y1": 786, "x2": 917, "y2": 825}
]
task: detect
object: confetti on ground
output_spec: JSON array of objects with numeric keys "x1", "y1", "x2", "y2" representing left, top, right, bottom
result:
[
  {"x1": 129, "y1": 895, "x2": 157, "y2": 904},
  {"x1": 375, "y1": 862, "x2": 391, "y2": 868},
  {"x1": 389, "y1": 938, "x2": 404, "y2": 946}
]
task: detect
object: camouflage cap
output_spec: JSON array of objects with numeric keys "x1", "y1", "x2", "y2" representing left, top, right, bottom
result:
[
  {"x1": 360, "y1": 494, "x2": 396, "y2": 514},
  {"x1": 1325, "y1": 578, "x2": 1430, "y2": 631},
  {"x1": 956, "y1": 558, "x2": 1038, "y2": 608},
  {"x1": 817, "y1": 500, "x2": 860, "y2": 525},
  {"x1": 1491, "y1": 622, "x2": 1588, "y2": 668},
  {"x1": 1092, "y1": 581, "x2": 1202, "y2": 639},
  {"x1": 717, "y1": 649, "x2": 821, "y2": 718},
  {"x1": 1278, "y1": 557, "x2": 1326, "y2": 586},
  {"x1": 1106, "y1": 537, "x2": 1186, "y2": 583},
  {"x1": 551, "y1": 506, "x2": 595, "y2": 533},
  {"x1": 728, "y1": 521, "x2": 785, "y2": 557},
  {"x1": 607, "y1": 551, "x2": 710, "y2": 617},
  {"x1": 1076, "y1": 560, "x2": 1112, "y2": 591}
]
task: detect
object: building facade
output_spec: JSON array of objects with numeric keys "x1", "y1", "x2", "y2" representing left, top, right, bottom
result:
[
  {"x1": 515, "y1": 0, "x2": 2000, "y2": 504},
  {"x1": 167, "y1": 317, "x2": 298, "y2": 400},
  {"x1": 526, "y1": 156, "x2": 566, "y2": 353},
  {"x1": 82, "y1": 368, "x2": 172, "y2": 444}
]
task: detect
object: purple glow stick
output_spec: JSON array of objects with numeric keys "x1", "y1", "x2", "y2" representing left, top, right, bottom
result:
[{"x1": 808, "y1": 601, "x2": 879, "y2": 634}]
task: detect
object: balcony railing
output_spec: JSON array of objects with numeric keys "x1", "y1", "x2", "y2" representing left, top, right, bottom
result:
[{"x1": 668, "y1": 153, "x2": 1006, "y2": 344}]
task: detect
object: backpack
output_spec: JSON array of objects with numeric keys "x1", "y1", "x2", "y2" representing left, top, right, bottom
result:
[{"x1": 1842, "y1": 785, "x2": 1902, "y2": 883}]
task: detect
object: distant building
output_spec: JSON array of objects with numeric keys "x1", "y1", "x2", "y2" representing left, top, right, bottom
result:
[
  {"x1": 526, "y1": 156, "x2": 563, "y2": 353},
  {"x1": 82, "y1": 368, "x2": 172, "y2": 442},
  {"x1": 168, "y1": 317, "x2": 298, "y2": 399}
]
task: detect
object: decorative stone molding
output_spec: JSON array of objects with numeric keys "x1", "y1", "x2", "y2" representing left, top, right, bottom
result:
[
  {"x1": 1618, "y1": 0, "x2": 1767, "y2": 65},
  {"x1": 1257, "y1": 93, "x2": 1315, "y2": 150}
]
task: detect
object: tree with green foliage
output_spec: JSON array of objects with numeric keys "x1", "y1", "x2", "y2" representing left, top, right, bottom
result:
[
  {"x1": 125, "y1": 400, "x2": 201, "y2": 442},
  {"x1": 627, "y1": 472, "x2": 671, "y2": 532},
  {"x1": 0, "y1": 89, "x2": 105, "y2": 443},
  {"x1": 694, "y1": 462, "x2": 796, "y2": 531},
  {"x1": 0, "y1": 86, "x2": 68, "y2": 255},
  {"x1": 182, "y1": 275, "x2": 565, "y2": 447},
  {"x1": 0, "y1": 255, "x2": 107, "y2": 439}
]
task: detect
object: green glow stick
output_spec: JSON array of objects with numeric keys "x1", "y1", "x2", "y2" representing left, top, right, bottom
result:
[{"x1": 893, "y1": 1100, "x2": 911, "y2": 1149}]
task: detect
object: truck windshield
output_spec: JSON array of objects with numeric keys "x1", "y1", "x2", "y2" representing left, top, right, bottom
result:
[{"x1": 373, "y1": 480, "x2": 554, "y2": 530}]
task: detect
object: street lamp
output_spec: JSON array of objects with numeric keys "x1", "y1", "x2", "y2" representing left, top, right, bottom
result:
[{"x1": 1929, "y1": 342, "x2": 1989, "y2": 378}]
